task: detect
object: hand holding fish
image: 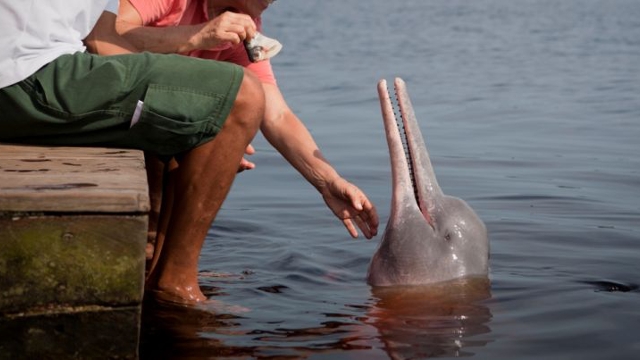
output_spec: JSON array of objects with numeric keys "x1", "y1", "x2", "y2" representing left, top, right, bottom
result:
[{"x1": 194, "y1": 11, "x2": 257, "y2": 50}]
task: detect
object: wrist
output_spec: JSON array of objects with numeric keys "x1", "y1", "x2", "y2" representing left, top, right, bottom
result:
[
  {"x1": 183, "y1": 24, "x2": 204, "y2": 52},
  {"x1": 315, "y1": 172, "x2": 343, "y2": 196}
]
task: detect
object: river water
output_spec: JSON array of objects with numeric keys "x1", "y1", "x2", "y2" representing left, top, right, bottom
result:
[{"x1": 140, "y1": 0, "x2": 640, "y2": 358}]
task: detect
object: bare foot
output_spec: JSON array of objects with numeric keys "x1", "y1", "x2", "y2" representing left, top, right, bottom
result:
[
  {"x1": 145, "y1": 289, "x2": 249, "y2": 314},
  {"x1": 145, "y1": 284, "x2": 206, "y2": 304}
]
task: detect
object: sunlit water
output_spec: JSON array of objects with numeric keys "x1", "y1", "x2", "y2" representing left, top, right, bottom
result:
[{"x1": 140, "y1": 0, "x2": 640, "y2": 358}]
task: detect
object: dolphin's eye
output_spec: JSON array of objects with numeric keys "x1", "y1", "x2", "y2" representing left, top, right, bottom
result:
[{"x1": 445, "y1": 233, "x2": 451, "y2": 241}]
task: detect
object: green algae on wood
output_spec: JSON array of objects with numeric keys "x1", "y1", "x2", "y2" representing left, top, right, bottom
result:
[{"x1": 0, "y1": 215, "x2": 147, "y2": 314}]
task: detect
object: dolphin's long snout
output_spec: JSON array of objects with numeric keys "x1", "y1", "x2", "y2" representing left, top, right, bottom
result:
[{"x1": 378, "y1": 78, "x2": 442, "y2": 227}]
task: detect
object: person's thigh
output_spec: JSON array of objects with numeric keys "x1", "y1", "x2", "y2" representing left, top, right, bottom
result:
[{"x1": 0, "y1": 52, "x2": 244, "y2": 156}]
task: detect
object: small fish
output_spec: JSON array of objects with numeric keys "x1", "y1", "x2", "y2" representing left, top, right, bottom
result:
[{"x1": 244, "y1": 32, "x2": 283, "y2": 62}]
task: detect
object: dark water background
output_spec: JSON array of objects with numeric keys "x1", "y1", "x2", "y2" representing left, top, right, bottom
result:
[{"x1": 141, "y1": 0, "x2": 640, "y2": 358}]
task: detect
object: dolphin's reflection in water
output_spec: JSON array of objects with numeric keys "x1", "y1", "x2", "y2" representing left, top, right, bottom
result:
[
  {"x1": 140, "y1": 279, "x2": 493, "y2": 359},
  {"x1": 366, "y1": 277, "x2": 493, "y2": 359}
]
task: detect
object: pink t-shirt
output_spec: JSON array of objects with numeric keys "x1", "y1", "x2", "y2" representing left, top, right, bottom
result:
[{"x1": 129, "y1": 0, "x2": 276, "y2": 84}]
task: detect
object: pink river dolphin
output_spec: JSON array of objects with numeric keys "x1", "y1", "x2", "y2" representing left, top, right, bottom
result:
[{"x1": 367, "y1": 78, "x2": 489, "y2": 286}]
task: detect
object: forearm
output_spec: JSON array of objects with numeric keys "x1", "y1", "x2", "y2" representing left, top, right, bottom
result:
[
  {"x1": 116, "y1": 19, "x2": 204, "y2": 54},
  {"x1": 260, "y1": 88, "x2": 378, "y2": 239},
  {"x1": 263, "y1": 108, "x2": 379, "y2": 239},
  {"x1": 262, "y1": 110, "x2": 340, "y2": 193},
  {"x1": 84, "y1": 12, "x2": 138, "y2": 55}
]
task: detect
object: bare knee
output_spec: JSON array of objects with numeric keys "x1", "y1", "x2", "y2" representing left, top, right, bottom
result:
[{"x1": 228, "y1": 69, "x2": 265, "y2": 134}]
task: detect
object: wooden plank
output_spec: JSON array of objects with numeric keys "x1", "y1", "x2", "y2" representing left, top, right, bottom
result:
[
  {"x1": 0, "y1": 144, "x2": 149, "y2": 213},
  {"x1": 0, "y1": 144, "x2": 143, "y2": 159}
]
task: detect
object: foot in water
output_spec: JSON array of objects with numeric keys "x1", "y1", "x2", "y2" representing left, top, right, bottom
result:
[{"x1": 145, "y1": 288, "x2": 250, "y2": 314}]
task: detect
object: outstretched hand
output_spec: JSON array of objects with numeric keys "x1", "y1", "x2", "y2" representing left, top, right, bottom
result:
[{"x1": 321, "y1": 178, "x2": 379, "y2": 239}]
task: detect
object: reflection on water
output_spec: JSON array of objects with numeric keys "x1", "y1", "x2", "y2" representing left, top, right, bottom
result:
[
  {"x1": 140, "y1": 298, "x2": 243, "y2": 359},
  {"x1": 367, "y1": 278, "x2": 492, "y2": 359},
  {"x1": 141, "y1": 279, "x2": 492, "y2": 359}
]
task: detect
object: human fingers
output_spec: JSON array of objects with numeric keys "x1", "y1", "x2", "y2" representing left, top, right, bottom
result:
[
  {"x1": 237, "y1": 157, "x2": 255, "y2": 173},
  {"x1": 245, "y1": 144, "x2": 255, "y2": 155},
  {"x1": 219, "y1": 25, "x2": 247, "y2": 45},
  {"x1": 352, "y1": 213, "x2": 374, "y2": 239},
  {"x1": 342, "y1": 218, "x2": 359, "y2": 239},
  {"x1": 345, "y1": 188, "x2": 379, "y2": 237},
  {"x1": 218, "y1": 12, "x2": 257, "y2": 42},
  {"x1": 359, "y1": 199, "x2": 379, "y2": 236},
  {"x1": 200, "y1": 12, "x2": 255, "y2": 48}
]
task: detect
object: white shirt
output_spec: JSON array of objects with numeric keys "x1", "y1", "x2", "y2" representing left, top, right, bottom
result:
[{"x1": 0, "y1": 0, "x2": 119, "y2": 88}]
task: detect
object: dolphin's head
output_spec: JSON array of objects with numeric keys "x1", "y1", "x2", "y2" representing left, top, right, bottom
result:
[{"x1": 367, "y1": 78, "x2": 489, "y2": 287}]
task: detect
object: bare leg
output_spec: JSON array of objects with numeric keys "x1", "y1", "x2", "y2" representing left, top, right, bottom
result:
[
  {"x1": 146, "y1": 70, "x2": 264, "y2": 304},
  {"x1": 145, "y1": 157, "x2": 177, "y2": 277},
  {"x1": 143, "y1": 153, "x2": 165, "y2": 261}
]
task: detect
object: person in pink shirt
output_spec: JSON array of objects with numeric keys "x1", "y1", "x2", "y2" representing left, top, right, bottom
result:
[
  {"x1": 116, "y1": 0, "x2": 379, "y2": 306},
  {"x1": 121, "y1": 0, "x2": 277, "y2": 86}
]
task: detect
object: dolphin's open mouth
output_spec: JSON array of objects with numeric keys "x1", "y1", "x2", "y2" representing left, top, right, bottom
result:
[
  {"x1": 395, "y1": 86, "x2": 427, "y2": 214},
  {"x1": 393, "y1": 85, "x2": 421, "y2": 212},
  {"x1": 378, "y1": 78, "x2": 442, "y2": 227}
]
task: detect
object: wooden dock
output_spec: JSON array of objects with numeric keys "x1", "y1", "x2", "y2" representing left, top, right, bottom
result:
[{"x1": 0, "y1": 144, "x2": 149, "y2": 359}]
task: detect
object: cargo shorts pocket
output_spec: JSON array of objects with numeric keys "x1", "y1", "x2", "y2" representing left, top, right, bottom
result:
[{"x1": 127, "y1": 84, "x2": 228, "y2": 156}]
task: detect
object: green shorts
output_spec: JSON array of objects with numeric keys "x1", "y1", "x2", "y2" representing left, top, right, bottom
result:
[{"x1": 0, "y1": 52, "x2": 243, "y2": 156}]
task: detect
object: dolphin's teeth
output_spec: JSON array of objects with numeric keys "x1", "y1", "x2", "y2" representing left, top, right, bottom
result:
[{"x1": 393, "y1": 89, "x2": 420, "y2": 211}]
